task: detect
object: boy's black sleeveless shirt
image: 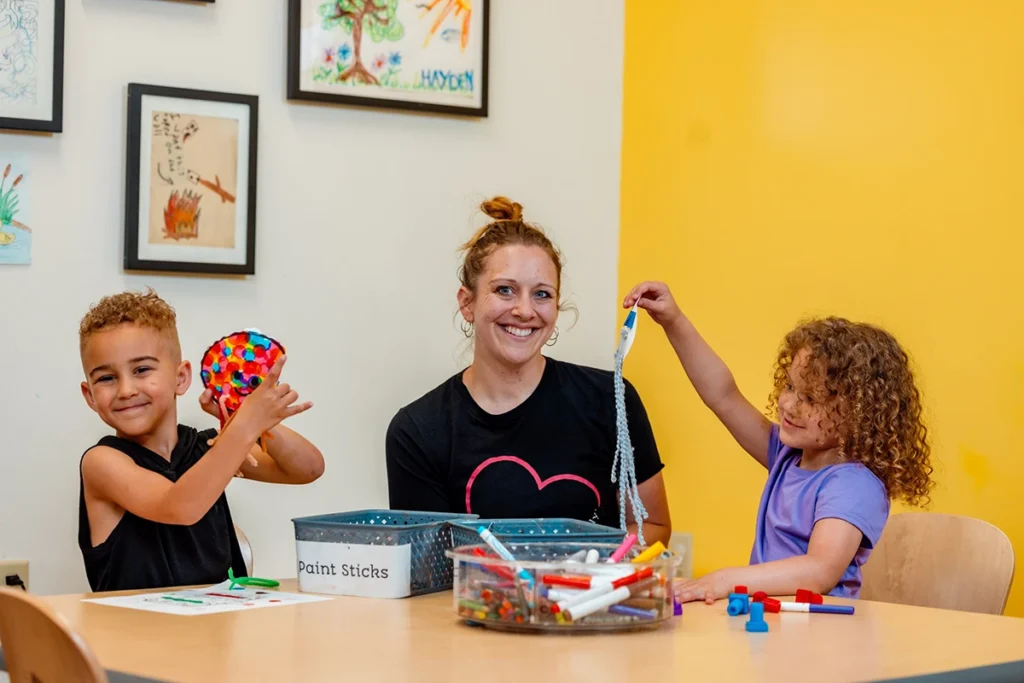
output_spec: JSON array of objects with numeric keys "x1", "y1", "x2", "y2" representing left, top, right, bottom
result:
[{"x1": 78, "y1": 424, "x2": 248, "y2": 592}]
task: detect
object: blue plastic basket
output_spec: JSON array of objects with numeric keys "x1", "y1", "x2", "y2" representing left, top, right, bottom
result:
[
  {"x1": 292, "y1": 510, "x2": 478, "y2": 596},
  {"x1": 450, "y1": 518, "x2": 627, "y2": 550}
]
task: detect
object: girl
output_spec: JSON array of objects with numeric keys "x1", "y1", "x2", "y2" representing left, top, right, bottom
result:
[{"x1": 623, "y1": 281, "x2": 933, "y2": 601}]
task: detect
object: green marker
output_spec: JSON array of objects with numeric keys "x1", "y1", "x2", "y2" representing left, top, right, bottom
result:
[{"x1": 162, "y1": 595, "x2": 204, "y2": 604}]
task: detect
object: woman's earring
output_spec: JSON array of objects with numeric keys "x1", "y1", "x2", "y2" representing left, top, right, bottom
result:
[
  {"x1": 460, "y1": 319, "x2": 474, "y2": 338},
  {"x1": 546, "y1": 326, "x2": 559, "y2": 347}
]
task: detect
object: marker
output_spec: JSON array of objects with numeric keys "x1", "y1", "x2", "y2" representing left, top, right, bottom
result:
[
  {"x1": 566, "y1": 550, "x2": 589, "y2": 563},
  {"x1": 542, "y1": 574, "x2": 593, "y2": 589},
  {"x1": 162, "y1": 596, "x2": 203, "y2": 604},
  {"x1": 547, "y1": 588, "x2": 586, "y2": 602},
  {"x1": 607, "y1": 533, "x2": 637, "y2": 563},
  {"x1": 471, "y1": 548, "x2": 516, "y2": 581},
  {"x1": 566, "y1": 586, "x2": 632, "y2": 621},
  {"x1": 552, "y1": 567, "x2": 654, "y2": 613},
  {"x1": 585, "y1": 549, "x2": 600, "y2": 564},
  {"x1": 631, "y1": 541, "x2": 666, "y2": 564},
  {"x1": 477, "y1": 527, "x2": 534, "y2": 586},
  {"x1": 779, "y1": 602, "x2": 854, "y2": 615},
  {"x1": 607, "y1": 604, "x2": 656, "y2": 620}
]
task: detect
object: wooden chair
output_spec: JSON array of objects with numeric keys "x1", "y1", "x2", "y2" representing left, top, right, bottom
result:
[
  {"x1": 0, "y1": 587, "x2": 108, "y2": 683},
  {"x1": 861, "y1": 512, "x2": 1016, "y2": 615},
  {"x1": 235, "y1": 524, "x2": 254, "y2": 576}
]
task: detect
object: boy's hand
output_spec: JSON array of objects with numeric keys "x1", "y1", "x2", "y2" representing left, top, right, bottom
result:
[
  {"x1": 205, "y1": 393, "x2": 258, "y2": 473},
  {"x1": 199, "y1": 387, "x2": 222, "y2": 419},
  {"x1": 623, "y1": 281, "x2": 684, "y2": 328},
  {"x1": 229, "y1": 356, "x2": 312, "y2": 441}
]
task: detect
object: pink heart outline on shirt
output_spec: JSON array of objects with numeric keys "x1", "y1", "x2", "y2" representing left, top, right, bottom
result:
[{"x1": 464, "y1": 455, "x2": 601, "y2": 514}]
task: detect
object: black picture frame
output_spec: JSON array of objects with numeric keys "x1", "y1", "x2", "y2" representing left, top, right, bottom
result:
[
  {"x1": 286, "y1": 0, "x2": 489, "y2": 118},
  {"x1": 0, "y1": 0, "x2": 66, "y2": 133},
  {"x1": 123, "y1": 83, "x2": 259, "y2": 275}
]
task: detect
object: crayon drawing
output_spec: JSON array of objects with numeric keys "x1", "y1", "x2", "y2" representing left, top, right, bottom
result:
[
  {"x1": 147, "y1": 111, "x2": 239, "y2": 250},
  {"x1": 288, "y1": 0, "x2": 489, "y2": 117},
  {"x1": 0, "y1": 0, "x2": 40, "y2": 107},
  {"x1": 125, "y1": 84, "x2": 258, "y2": 275},
  {"x1": 0, "y1": 0, "x2": 64, "y2": 132},
  {"x1": 0, "y1": 156, "x2": 31, "y2": 265}
]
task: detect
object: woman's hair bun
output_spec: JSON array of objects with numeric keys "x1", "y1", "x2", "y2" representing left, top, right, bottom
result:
[{"x1": 480, "y1": 196, "x2": 523, "y2": 222}]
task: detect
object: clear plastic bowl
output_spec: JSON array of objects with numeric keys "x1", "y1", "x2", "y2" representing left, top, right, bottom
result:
[{"x1": 445, "y1": 541, "x2": 680, "y2": 633}]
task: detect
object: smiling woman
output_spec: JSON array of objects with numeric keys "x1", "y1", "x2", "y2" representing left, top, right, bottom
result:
[{"x1": 385, "y1": 197, "x2": 672, "y2": 546}]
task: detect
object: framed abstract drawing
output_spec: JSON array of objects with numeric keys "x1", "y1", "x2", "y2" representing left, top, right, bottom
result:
[
  {"x1": 0, "y1": 0, "x2": 66, "y2": 133},
  {"x1": 287, "y1": 0, "x2": 489, "y2": 117},
  {"x1": 123, "y1": 84, "x2": 259, "y2": 275}
]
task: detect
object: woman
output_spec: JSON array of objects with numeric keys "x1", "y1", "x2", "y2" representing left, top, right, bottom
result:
[{"x1": 385, "y1": 196, "x2": 671, "y2": 546}]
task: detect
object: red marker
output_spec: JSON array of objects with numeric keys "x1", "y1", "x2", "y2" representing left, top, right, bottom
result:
[{"x1": 542, "y1": 574, "x2": 593, "y2": 589}]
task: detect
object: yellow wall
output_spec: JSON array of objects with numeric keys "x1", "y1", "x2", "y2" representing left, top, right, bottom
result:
[{"x1": 620, "y1": 1, "x2": 1024, "y2": 616}]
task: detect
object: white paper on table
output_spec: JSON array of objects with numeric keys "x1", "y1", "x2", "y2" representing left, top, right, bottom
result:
[{"x1": 82, "y1": 580, "x2": 331, "y2": 616}]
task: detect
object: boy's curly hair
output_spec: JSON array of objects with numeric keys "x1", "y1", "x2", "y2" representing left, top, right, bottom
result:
[
  {"x1": 79, "y1": 288, "x2": 180, "y2": 356},
  {"x1": 768, "y1": 317, "x2": 934, "y2": 507}
]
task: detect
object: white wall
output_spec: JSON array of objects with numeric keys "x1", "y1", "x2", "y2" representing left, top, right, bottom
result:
[{"x1": 0, "y1": 0, "x2": 625, "y2": 594}]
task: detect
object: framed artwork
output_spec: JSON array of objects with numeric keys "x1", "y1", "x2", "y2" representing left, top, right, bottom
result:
[
  {"x1": 0, "y1": 154, "x2": 32, "y2": 265},
  {"x1": 0, "y1": 0, "x2": 65, "y2": 133},
  {"x1": 287, "y1": 0, "x2": 489, "y2": 117},
  {"x1": 124, "y1": 83, "x2": 259, "y2": 275}
]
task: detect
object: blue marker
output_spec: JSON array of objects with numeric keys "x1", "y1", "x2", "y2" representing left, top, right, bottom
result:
[
  {"x1": 616, "y1": 302, "x2": 640, "y2": 359},
  {"x1": 779, "y1": 602, "x2": 854, "y2": 615},
  {"x1": 477, "y1": 527, "x2": 534, "y2": 587}
]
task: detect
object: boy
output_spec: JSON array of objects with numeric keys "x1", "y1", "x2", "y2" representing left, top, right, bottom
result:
[{"x1": 77, "y1": 289, "x2": 324, "y2": 592}]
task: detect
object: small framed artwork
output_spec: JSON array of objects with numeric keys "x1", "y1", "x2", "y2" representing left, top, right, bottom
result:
[
  {"x1": 124, "y1": 83, "x2": 259, "y2": 275},
  {"x1": 0, "y1": 0, "x2": 66, "y2": 133},
  {"x1": 287, "y1": 0, "x2": 489, "y2": 117}
]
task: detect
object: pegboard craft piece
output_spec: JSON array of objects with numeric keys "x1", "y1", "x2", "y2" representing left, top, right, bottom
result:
[{"x1": 200, "y1": 330, "x2": 286, "y2": 446}]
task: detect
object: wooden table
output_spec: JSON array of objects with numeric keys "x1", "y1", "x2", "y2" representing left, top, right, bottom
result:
[{"x1": 31, "y1": 581, "x2": 1024, "y2": 682}]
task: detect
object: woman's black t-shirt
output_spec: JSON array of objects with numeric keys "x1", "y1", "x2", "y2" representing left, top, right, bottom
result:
[{"x1": 385, "y1": 357, "x2": 663, "y2": 527}]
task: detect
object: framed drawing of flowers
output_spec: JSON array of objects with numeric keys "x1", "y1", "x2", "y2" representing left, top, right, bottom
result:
[
  {"x1": 287, "y1": 0, "x2": 489, "y2": 117},
  {"x1": 123, "y1": 84, "x2": 259, "y2": 275},
  {"x1": 0, "y1": 0, "x2": 65, "y2": 133}
]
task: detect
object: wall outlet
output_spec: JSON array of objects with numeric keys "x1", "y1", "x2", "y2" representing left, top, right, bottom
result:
[{"x1": 0, "y1": 560, "x2": 29, "y2": 591}]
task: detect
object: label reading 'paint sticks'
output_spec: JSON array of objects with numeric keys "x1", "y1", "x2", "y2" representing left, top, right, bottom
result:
[{"x1": 295, "y1": 541, "x2": 411, "y2": 599}]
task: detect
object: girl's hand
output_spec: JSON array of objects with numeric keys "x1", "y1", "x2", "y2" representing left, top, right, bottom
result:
[
  {"x1": 673, "y1": 569, "x2": 736, "y2": 604},
  {"x1": 623, "y1": 281, "x2": 684, "y2": 328}
]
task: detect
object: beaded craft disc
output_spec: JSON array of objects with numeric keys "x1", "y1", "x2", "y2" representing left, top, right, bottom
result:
[{"x1": 200, "y1": 329, "x2": 285, "y2": 420}]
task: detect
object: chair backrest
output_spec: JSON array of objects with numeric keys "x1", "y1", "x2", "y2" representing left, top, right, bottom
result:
[
  {"x1": 235, "y1": 524, "x2": 254, "y2": 576},
  {"x1": 861, "y1": 512, "x2": 1016, "y2": 615},
  {"x1": 0, "y1": 588, "x2": 108, "y2": 683}
]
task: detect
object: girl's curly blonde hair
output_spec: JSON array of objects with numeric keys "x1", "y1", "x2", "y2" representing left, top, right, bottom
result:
[{"x1": 768, "y1": 317, "x2": 934, "y2": 507}]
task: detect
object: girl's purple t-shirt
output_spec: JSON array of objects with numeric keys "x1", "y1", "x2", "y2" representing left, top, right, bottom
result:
[{"x1": 748, "y1": 424, "x2": 890, "y2": 598}]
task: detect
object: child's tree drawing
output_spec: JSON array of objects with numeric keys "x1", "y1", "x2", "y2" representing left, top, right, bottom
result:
[
  {"x1": 318, "y1": 0, "x2": 405, "y2": 85},
  {"x1": 420, "y1": 0, "x2": 473, "y2": 52}
]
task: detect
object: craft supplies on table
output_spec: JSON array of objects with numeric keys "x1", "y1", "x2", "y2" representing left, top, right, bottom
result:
[
  {"x1": 292, "y1": 510, "x2": 478, "y2": 598},
  {"x1": 83, "y1": 580, "x2": 329, "y2": 616},
  {"x1": 446, "y1": 539, "x2": 681, "y2": 632},
  {"x1": 449, "y1": 518, "x2": 626, "y2": 550}
]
